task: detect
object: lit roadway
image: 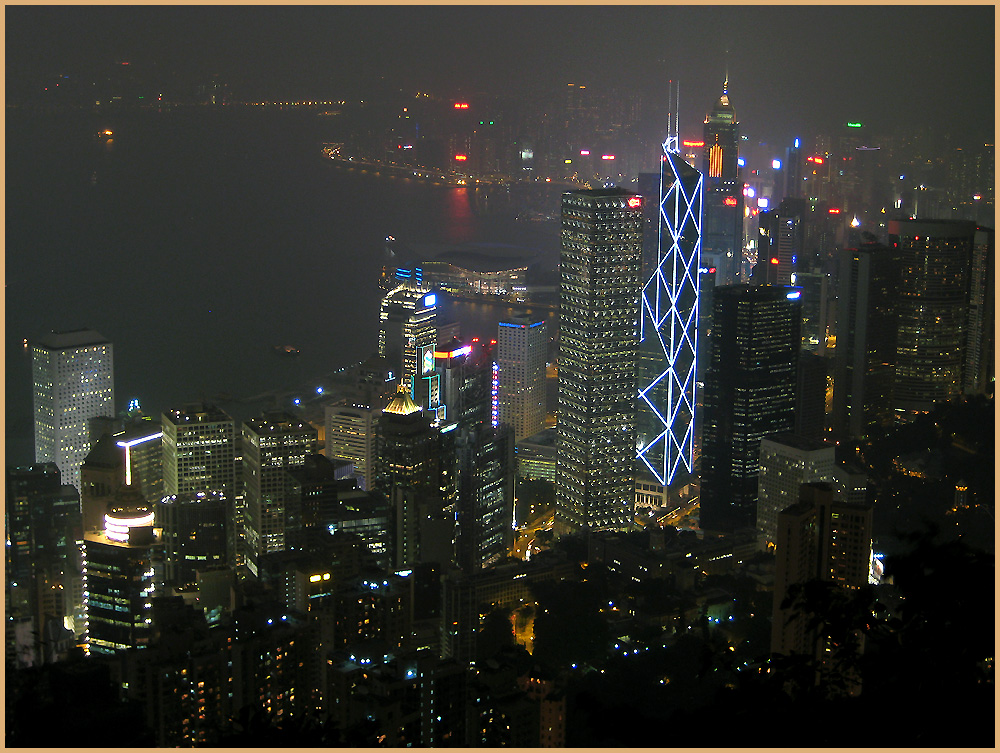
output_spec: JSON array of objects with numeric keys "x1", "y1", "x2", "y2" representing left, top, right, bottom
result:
[{"x1": 511, "y1": 510, "x2": 555, "y2": 560}]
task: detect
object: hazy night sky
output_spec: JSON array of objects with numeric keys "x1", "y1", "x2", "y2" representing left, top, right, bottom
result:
[{"x1": 6, "y1": 4, "x2": 995, "y2": 146}]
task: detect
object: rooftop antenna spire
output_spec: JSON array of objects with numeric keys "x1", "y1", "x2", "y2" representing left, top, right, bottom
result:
[
  {"x1": 724, "y1": 50, "x2": 730, "y2": 94},
  {"x1": 665, "y1": 79, "x2": 680, "y2": 154}
]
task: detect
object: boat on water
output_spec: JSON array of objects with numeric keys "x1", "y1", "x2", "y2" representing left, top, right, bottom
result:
[{"x1": 273, "y1": 345, "x2": 300, "y2": 357}]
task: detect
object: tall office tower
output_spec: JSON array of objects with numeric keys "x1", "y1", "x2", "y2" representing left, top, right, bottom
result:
[
  {"x1": 32, "y1": 329, "x2": 115, "y2": 492},
  {"x1": 963, "y1": 228, "x2": 994, "y2": 395},
  {"x1": 784, "y1": 138, "x2": 804, "y2": 200},
  {"x1": 161, "y1": 403, "x2": 237, "y2": 566},
  {"x1": 795, "y1": 352, "x2": 828, "y2": 441},
  {"x1": 795, "y1": 269, "x2": 830, "y2": 354},
  {"x1": 700, "y1": 285, "x2": 801, "y2": 534},
  {"x1": 242, "y1": 412, "x2": 318, "y2": 575},
  {"x1": 756, "y1": 201, "x2": 805, "y2": 286},
  {"x1": 700, "y1": 78, "x2": 743, "y2": 287},
  {"x1": 83, "y1": 488, "x2": 159, "y2": 656},
  {"x1": 326, "y1": 400, "x2": 381, "y2": 492},
  {"x1": 889, "y1": 219, "x2": 979, "y2": 417},
  {"x1": 556, "y1": 189, "x2": 643, "y2": 532},
  {"x1": 375, "y1": 385, "x2": 447, "y2": 569},
  {"x1": 161, "y1": 404, "x2": 236, "y2": 497},
  {"x1": 497, "y1": 317, "x2": 548, "y2": 442},
  {"x1": 114, "y1": 421, "x2": 164, "y2": 504},
  {"x1": 771, "y1": 482, "x2": 873, "y2": 692},
  {"x1": 6, "y1": 464, "x2": 83, "y2": 648},
  {"x1": 436, "y1": 337, "x2": 495, "y2": 432},
  {"x1": 638, "y1": 114, "x2": 703, "y2": 487},
  {"x1": 158, "y1": 491, "x2": 228, "y2": 588},
  {"x1": 831, "y1": 243, "x2": 899, "y2": 443},
  {"x1": 379, "y1": 287, "x2": 438, "y2": 405},
  {"x1": 454, "y1": 424, "x2": 515, "y2": 572},
  {"x1": 756, "y1": 434, "x2": 836, "y2": 550}
]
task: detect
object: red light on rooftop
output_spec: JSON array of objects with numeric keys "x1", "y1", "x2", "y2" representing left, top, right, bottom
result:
[
  {"x1": 472, "y1": 337, "x2": 480, "y2": 343},
  {"x1": 490, "y1": 339, "x2": 497, "y2": 345},
  {"x1": 627, "y1": 197, "x2": 642, "y2": 208},
  {"x1": 724, "y1": 196, "x2": 738, "y2": 207}
]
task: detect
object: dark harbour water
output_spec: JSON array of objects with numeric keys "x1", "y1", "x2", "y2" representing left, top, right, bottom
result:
[{"x1": 5, "y1": 107, "x2": 561, "y2": 464}]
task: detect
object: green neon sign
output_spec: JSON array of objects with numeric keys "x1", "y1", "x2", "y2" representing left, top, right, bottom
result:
[{"x1": 846, "y1": 122, "x2": 863, "y2": 128}]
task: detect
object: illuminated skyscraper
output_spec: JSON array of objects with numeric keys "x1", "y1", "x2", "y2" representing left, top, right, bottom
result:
[
  {"x1": 242, "y1": 412, "x2": 318, "y2": 575},
  {"x1": 556, "y1": 189, "x2": 643, "y2": 531},
  {"x1": 32, "y1": 329, "x2": 115, "y2": 492},
  {"x1": 497, "y1": 316, "x2": 548, "y2": 442},
  {"x1": 378, "y1": 287, "x2": 438, "y2": 408},
  {"x1": 83, "y1": 487, "x2": 159, "y2": 656},
  {"x1": 700, "y1": 285, "x2": 801, "y2": 534},
  {"x1": 889, "y1": 219, "x2": 982, "y2": 416},
  {"x1": 701, "y1": 78, "x2": 743, "y2": 286},
  {"x1": 831, "y1": 243, "x2": 899, "y2": 443},
  {"x1": 161, "y1": 403, "x2": 236, "y2": 497},
  {"x1": 638, "y1": 111, "x2": 703, "y2": 487}
]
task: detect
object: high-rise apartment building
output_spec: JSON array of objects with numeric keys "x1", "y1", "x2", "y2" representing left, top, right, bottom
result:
[
  {"x1": 556, "y1": 189, "x2": 643, "y2": 531},
  {"x1": 701, "y1": 79, "x2": 743, "y2": 287},
  {"x1": 242, "y1": 412, "x2": 318, "y2": 575},
  {"x1": 700, "y1": 285, "x2": 801, "y2": 533},
  {"x1": 497, "y1": 317, "x2": 547, "y2": 442},
  {"x1": 831, "y1": 243, "x2": 899, "y2": 443},
  {"x1": 638, "y1": 123, "x2": 703, "y2": 487},
  {"x1": 890, "y1": 219, "x2": 978, "y2": 416},
  {"x1": 32, "y1": 329, "x2": 115, "y2": 492},
  {"x1": 756, "y1": 434, "x2": 836, "y2": 549}
]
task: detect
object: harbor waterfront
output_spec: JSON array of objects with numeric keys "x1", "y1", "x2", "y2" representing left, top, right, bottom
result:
[{"x1": 5, "y1": 106, "x2": 561, "y2": 463}]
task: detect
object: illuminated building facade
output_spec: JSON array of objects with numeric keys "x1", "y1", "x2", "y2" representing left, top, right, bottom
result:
[
  {"x1": 158, "y1": 491, "x2": 228, "y2": 588},
  {"x1": 889, "y1": 219, "x2": 980, "y2": 416},
  {"x1": 161, "y1": 404, "x2": 236, "y2": 497},
  {"x1": 701, "y1": 79, "x2": 743, "y2": 286},
  {"x1": 242, "y1": 412, "x2": 318, "y2": 575},
  {"x1": 454, "y1": 423, "x2": 514, "y2": 571},
  {"x1": 556, "y1": 189, "x2": 643, "y2": 531},
  {"x1": 700, "y1": 285, "x2": 801, "y2": 534},
  {"x1": 32, "y1": 329, "x2": 115, "y2": 492},
  {"x1": 114, "y1": 422, "x2": 163, "y2": 504},
  {"x1": 83, "y1": 489, "x2": 159, "y2": 655},
  {"x1": 831, "y1": 243, "x2": 899, "y2": 443},
  {"x1": 326, "y1": 400, "x2": 381, "y2": 492},
  {"x1": 497, "y1": 317, "x2": 548, "y2": 442},
  {"x1": 378, "y1": 287, "x2": 438, "y2": 406},
  {"x1": 638, "y1": 126, "x2": 702, "y2": 486},
  {"x1": 756, "y1": 434, "x2": 836, "y2": 550}
]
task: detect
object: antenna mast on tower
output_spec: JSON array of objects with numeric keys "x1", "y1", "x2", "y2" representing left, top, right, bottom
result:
[{"x1": 665, "y1": 79, "x2": 680, "y2": 155}]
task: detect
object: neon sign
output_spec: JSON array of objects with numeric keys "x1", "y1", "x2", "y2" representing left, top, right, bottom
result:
[
  {"x1": 454, "y1": 103, "x2": 469, "y2": 109},
  {"x1": 724, "y1": 196, "x2": 737, "y2": 207},
  {"x1": 627, "y1": 197, "x2": 642, "y2": 208},
  {"x1": 454, "y1": 154, "x2": 467, "y2": 161},
  {"x1": 682, "y1": 140, "x2": 705, "y2": 148}
]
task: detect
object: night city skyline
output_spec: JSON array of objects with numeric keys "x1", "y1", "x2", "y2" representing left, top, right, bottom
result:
[
  {"x1": 6, "y1": 4, "x2": 995, "y2": 146},
  {"x1": 5, "y1": 3, "x2": 995, "y2": 748}
]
